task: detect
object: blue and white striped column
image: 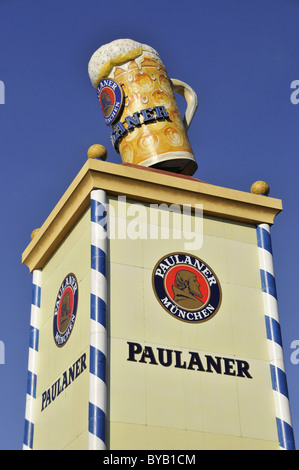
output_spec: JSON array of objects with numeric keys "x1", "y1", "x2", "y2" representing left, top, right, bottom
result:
[
  {"x1": 89, "y1": 189, "x2": 108, "y2": 450},
  {"x1": 23, "y1": 269, "x2": 41, "y2": 450},
  {"x1": 257, "y1": 223, "x2": 295, "y2": 450}
]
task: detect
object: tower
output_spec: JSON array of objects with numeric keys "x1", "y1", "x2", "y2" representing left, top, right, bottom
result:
[{"x1": 22, "y1": 39, "x2": 295, "y2": 451}]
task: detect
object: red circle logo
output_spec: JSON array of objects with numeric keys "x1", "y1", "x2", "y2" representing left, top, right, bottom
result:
[
  {"x1": 53, "y1": 274, "x2": 78, "y2": 347},
  {"x1": 152, "y1": 253, "x2": 222, "y2": 323},
  {"x1": 57, "y1": 286, "x2": 75, "y2": 334},
  {"x1": 164, "y1": 265, "x2": 210, "y2": 310}
]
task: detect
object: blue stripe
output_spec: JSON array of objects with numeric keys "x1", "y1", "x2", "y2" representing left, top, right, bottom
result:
[
  {"x1": 91, "y1": 199, "x2": 107, "y2": 229},
  {"x1": 276, "y1": 418, "x2": 296, "y2": 450},
  {"x1": 265, "y1": 315, "x2": 282, "y2": 346},
  {"x1": 23, "y1": 419, "x2": 34, "y2": 449},
  {"x1": 270, "y1": 364, "x2": 289, "y2": 399},
  {"x1": 91, "y1": 245, "x2": 106, "y2": 275},
  {"x1": 88, "y1": 402, "x2": 105, "y2": 442},
  {"x1": 26, "y1": 370, "x2": 37, "y2": 398},
  {"x1": 90, "y1": 345, "x2": 106, "y2": 382},
  {"x1": 29, "y1": 326, "x2": 39, "y2": 352},
  {"x1": 31, "y1": 284, "x2": 41, "y2": 308},
  {"x1": 260, "y1": 269, "x2": 277, "y2": 299},
  {"x1": 90, "y1": 294, "x2": 106, "y2": 328},
  {"x1": 257, "y1": 226, "x2": 273, "y2": 254}
]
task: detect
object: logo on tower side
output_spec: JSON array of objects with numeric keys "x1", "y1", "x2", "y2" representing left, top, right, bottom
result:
[
  {"x1": 53, "y1": 274, "x2": 78, "y2": 347},
  {"x1": 97, "y1": 78, "x2": 124, "y2": 125},
  {"x1": 152, "y1": 253, "x2": 222, "y2": 323}
]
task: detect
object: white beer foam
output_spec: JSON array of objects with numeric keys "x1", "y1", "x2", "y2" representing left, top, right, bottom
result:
[{"x1": 88, "y1": 38, "x2": 160, "y2": 86}]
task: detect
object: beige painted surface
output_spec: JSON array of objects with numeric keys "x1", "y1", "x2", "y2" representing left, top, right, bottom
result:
[
  {"x1": 33, "y1": 210, "x2": 91, "y2": 450},
  {"x1": 107, "y1": 197, "x2": 279, "y2": 449}
]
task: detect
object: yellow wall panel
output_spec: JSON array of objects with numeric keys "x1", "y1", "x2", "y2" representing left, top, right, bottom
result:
[
  {"x1": 109, "y1": 422, "x2": 279, "y2": 450},
  {"x1": 108, "y1": 197, "x2": 278, "y2": 449},
  {"x1": 33, "y1": 210, "x2": 91, "y2": 450}
]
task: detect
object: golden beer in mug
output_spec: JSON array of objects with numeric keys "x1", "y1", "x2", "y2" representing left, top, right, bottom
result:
[{"x1": 89, "y1": 39, "x2": 198, "y2": 175}]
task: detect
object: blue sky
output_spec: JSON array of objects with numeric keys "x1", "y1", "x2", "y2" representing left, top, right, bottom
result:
[{"x1": 0, "y1": 0, "x2": 298, "y2": 450}]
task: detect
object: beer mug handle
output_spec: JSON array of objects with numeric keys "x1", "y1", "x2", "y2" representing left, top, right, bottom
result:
[{"x1": 171, "y1": 78, "x2": 198, "y2": 131}]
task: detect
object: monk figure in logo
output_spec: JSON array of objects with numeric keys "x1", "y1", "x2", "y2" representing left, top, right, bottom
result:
[
  {"x1": 59, "y1": 292, "x2": 71, "y2": 334},
  {"x1": 101, "y1": 90, "x2": 113, "y2": 117},
  {"x1": 172, "y1": 270, "x2": 204, "y2": 309}
]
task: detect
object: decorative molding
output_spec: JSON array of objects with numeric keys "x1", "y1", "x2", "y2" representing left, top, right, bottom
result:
[{"x1": 22, "y1": 160, "x2": 282, "y2": 272}]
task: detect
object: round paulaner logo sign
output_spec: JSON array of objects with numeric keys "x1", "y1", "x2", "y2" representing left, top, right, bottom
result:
[
  {"x1": 152, "y1": 253, "x2": 222, "y2": 323},
  {"x1": 53, "y1": 274, "x2": 78, "y2": 347},
  {"x1": 97, "y1": 78, "x2": 124, "y2": 126}
]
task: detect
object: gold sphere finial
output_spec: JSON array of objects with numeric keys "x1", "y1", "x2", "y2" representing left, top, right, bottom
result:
[
  {"x1": 250, "y1": 181, "x2": 270, "y2": 196},
  {"x1": 87, "y1": 144, "x2": 107, "y2": 161},
  {"x1": 31, "y1": 228, "x2": 40, "y2": 240}
]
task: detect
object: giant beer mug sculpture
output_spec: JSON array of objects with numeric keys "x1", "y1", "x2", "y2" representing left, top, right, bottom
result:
[{"x1": 88, "y1": 39, "x2": 198, "y2": 175}]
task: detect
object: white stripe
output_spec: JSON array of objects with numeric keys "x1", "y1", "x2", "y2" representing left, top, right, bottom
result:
[
  {"x1": 268, "y1": 340, "x2": 285, "y2": 372},
  {"x1": 24, "y1": 394, "x2": 35, "y2": 421},
  {"x1": 258, "y1": 247, "x2": 275, "y2": 276},
  {"x1": 88, "y1": 432, "x2": 106, "y2": 450},
  {"x1": 27, "y1": 348, "x2": 38, "y2": 374},
  {"x1": 273, "y1": 390, "x2": 293, "y2": 427},
  {"x1": 262, "y1": 292, "x2": 279, "y2": 322},
  {"x1": 32, "y1": 269, "x2": 42, "y2": 287},
  {"x1": 91, "y1": 269, "x2": 107, "y2": 303},
  {"x1": 23, "y1": 443, "x2": 32, "y2": 451},
  {"x1": 30, "y1": 304, "x2": 40, "y2": 330},
  {"x1": 91, "y1": 221, "x2": 108, "y2": 252},
  {"x1": 90, "y1": 318, "x2": 107, "y2": 354},
  {"x1": 259, "y1": 223, "x2": 270, "y2": 234},
  {"x1": 89, "y1": 375, "x2": 107, "y2": 412},
  {"x1": 91, "y1": 189, "x2": 106, "y2": 203}
]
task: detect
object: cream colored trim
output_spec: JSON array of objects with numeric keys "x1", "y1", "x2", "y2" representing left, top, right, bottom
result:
[{"x1": 22, "y1": 159, "x2": 282, "y2": 272}]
